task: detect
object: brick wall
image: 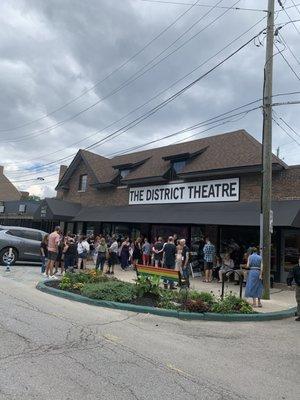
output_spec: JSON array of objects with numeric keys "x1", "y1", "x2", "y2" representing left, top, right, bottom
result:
[{"x1": 59, "y1": 161, "x2": 300, "y2": 206}]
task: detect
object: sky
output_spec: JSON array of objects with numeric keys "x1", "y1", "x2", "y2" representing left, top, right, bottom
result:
[{"x1": 0, "y1": 0, "x2": 299, "y2": 198}]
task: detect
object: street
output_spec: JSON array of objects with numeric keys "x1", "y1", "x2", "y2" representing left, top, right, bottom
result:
[{"x1": 0, "y1": 267, "x2": 299, "y2": 400}]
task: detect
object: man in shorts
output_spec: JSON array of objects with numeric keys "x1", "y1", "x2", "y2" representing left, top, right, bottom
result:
[
  {"x1": 45, "y1": 226, "x2": 61, "y2": 278},
  {"x1": 203, "y1": 237, "x2": 216, "y2": 283}
]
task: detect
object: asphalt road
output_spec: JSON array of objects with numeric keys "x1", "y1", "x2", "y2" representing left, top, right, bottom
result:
[{"x1": 0, "y1": 267, "x2": 299, "y2": 400}]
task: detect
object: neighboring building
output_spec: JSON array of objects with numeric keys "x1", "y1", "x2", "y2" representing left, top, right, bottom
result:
[{"x1": 0, "y1": 166, "x2": 27, "y2": 201}]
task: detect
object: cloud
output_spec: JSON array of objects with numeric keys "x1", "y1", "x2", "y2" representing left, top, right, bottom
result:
[{"x1": 0, "y1": 0, "x2": 299, "y2": 197}]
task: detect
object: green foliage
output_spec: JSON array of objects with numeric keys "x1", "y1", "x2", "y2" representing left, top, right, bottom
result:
[
  {"x1": 59, "y1": 270, "x2": 109, "y2": 291},
  {"x1": 27, "y1": 195, "x2": 41, "y2": 201},
  {"x1": 157, "y1": 290, "x2": 181, "y2": 310},
  {"x1": 211, "y1": 294, "x2": 254, "y2": 314},
  {"x1": 189, "y1": 290, "x2": 216, "y2": 306},
  {"x1": 136, "y1": 275, "x2": 161, "y2": 298},
  {"x1": 59, "y1": 276, "x2": 72, "y2": 290},
  {"x1": 82, "y1": 281, "x2": 137, "y2": 303},
  {"x1": 183, "y1": 299, "x2": 210, "y2": 313}
]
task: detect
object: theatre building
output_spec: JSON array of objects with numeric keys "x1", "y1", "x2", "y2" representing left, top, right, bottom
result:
[{"x1": 44, "y1": 130, "x2": 299, "y2": 283}]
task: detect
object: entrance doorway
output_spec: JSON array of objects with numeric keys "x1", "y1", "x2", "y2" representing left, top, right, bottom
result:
[{"x1": 151, "y1": 225, "x2": 188, "y2": 242}]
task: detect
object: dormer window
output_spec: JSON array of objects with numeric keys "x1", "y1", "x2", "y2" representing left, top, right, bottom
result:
[
  {"x1": 172, "y1": 160, "x2": 186, "y2": 174},
  {"x1": 19, "y1": 204, "x2": 26, "y2": 213},
  {"x1": 120, "y1": 169, "x2": 130, "y2": 179},
  {"x1": 78, "y1": 174, "x2": 88, "y2": 192}
]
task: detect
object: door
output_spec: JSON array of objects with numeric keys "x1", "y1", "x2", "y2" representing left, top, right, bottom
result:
[
  {"x1": 281, "y1": 229, "x2": 300, "y2": 282},
  {"x1": 10, "y1": 229, "x2": 43, "y2": 260}
]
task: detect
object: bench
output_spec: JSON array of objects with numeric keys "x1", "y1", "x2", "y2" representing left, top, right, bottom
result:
[{"x1": 136, "y1": 264, "x2": 189, "y2": 288}]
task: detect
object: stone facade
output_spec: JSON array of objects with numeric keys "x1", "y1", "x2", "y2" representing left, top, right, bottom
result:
[{"x1": 58, "y1": 159, "x2": 300, "y2": 206}]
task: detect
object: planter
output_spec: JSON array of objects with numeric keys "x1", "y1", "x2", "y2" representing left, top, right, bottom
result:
[{"x1": 36, "y1": 280, "x2": 296, "y2": 322}]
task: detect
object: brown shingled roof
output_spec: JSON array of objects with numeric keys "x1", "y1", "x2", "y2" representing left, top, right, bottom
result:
[
  {"x1": 0, "y1": 168, "x2": 22, "y2": 201},
  {"x1": 56, "y1": 130, "x2": 287, "y2": 189}
]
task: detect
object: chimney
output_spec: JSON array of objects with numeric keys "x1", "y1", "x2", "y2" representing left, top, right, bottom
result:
[
  {"x1": 0, "y1": 166, "x2": 4, "y2": 175},
  {"x1": 56, "y1": 165, "x2": 68, "y2": 200},
  {"x1": 59, "y1": 165, "x2": 68, "y2": 180}
]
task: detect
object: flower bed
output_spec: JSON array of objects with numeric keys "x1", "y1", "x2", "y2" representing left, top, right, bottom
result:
[{"x1": 46, "y1": 271, "x2": 255, "y2": 314}]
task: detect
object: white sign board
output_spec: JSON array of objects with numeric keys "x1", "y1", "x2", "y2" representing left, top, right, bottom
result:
[{"x1": 129, "y1": 178, "x2": 239, "y2": 205}]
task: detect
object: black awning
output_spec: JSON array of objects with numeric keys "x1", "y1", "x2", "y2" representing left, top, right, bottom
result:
[
  {"x1": 36, "y1": 198, "x2": 82, "y2": 221},
  {"x1": 72, "y1": 200, "x2": 300, "y2": 228}
]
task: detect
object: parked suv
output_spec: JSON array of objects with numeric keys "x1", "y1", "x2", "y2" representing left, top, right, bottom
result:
[{"x1": 0, "y1": 226, "x2": 47, "y2": 265}]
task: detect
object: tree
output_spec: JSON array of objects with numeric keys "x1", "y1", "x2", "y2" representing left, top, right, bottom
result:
[{"x1": 27, "y1": 195, "x2": 41, "y2": 201}]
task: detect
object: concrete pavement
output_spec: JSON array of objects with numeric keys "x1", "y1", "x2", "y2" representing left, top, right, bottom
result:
[{"x1": 0, "y1": 266, "x2": 299, "y2": 400}]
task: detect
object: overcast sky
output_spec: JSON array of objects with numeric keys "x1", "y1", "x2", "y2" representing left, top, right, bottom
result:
[{"x1": 0, "y1": 0, "x2": 299, "y2": 198}]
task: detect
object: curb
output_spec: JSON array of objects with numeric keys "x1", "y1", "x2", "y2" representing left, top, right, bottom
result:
[{"x1": 36, "y1": 281, "x2": 297, "y2": 322}]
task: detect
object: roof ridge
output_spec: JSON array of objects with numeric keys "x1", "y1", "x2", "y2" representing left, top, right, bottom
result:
[{"x1": 110, "y1": 129, "x2": 245, "y2": 160}]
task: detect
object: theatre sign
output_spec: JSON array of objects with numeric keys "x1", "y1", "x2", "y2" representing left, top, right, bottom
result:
[{"x1": 129, "y1": 178, "x2": 239, "y2": 205}]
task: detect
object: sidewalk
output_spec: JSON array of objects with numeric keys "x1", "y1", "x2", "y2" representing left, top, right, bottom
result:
[{"x1": 108, "y1": 264, "x2": 297, "y2": 314}]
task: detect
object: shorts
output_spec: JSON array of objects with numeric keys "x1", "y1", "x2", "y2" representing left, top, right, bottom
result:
[
  {"x1": 204, "y1": 261, "x2": 213, "y2": 270},
  {"x1": 48, "y1": 251, "x2": 58, "y2": 261},
  {"x1": 78, "y1": 252, "x2": 87, "y2": 260},
  {"x1": 109, "y1": 252, "x2": 119, "y2": 265}
]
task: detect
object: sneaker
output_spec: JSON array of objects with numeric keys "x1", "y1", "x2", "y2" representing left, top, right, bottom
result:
[
  {"x1": 42, "y1": 272, "x2": 47, "y2": 276},
  {"x1": 50, "y1": 275, "x2": 58, "y2": 280}
]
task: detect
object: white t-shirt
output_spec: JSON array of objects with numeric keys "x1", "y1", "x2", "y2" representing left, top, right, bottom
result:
[{"x1": 77, "y1": 240, "x2": 90, "y2": 255}]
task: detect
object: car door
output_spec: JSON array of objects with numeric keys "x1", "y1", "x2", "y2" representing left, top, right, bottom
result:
[{"x1": 14, "y1": 230, "x2": 42, "y2": 261}]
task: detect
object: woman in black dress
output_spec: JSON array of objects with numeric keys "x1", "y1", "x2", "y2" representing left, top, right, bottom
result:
[
  {"x1": 132, "y1": 237, "x2": 142, "y2": 269},
  {"x1": 120, "y1": 237, "x2": 130, "y2": 270}
]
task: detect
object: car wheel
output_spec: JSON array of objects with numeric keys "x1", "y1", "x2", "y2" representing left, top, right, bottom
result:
[{"x1": 0, "y1": 248, "x2": 18, "y2": 266}]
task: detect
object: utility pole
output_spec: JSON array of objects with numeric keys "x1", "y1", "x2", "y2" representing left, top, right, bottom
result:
[
  {"x1": 261, "y1": 0, "x2": 275, "y2": 300},
  {"x1": 276, "y1": 146, "x2": 280, "y2": 158}
]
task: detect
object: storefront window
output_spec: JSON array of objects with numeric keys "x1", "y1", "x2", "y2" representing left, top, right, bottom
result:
[
  {"x1": 190, "y1": 226, "x2": 205, "y2": 252},
  {"x1": 283, "y1": 231, "x2": 300, "y2": 276},
  {"x1": 102, "y1": 223, "x2": 112, "y2": 235},
  {"x1": 86, "y1": 224, "x2": 94, "y2": 236},
  {"x1": 76, "y1": 222, "x2": 83, "y2": 235},
  {"x1": 151, "y1": 225, "x2": 188, "y2": 242}
]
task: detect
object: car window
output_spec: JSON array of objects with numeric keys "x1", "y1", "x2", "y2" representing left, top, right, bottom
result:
[{"x1": 6, "y1": 229, "x2": 42, "y2": 241}]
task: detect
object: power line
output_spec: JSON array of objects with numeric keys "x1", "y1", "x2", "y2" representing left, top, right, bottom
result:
[
  {"x1": 290, "y1": 0, "x2": 300, "y2": 16},
  {"x1": 11, "y1": 94, "x2": 300, "y2": 183},
  {"x1": 277, "y1": 0, "x2": 300, "y2": 34},
  {"x1": 11, "y1": 106, "x2": 260, "y2": 183},
  {"x1": 278, "y1": 116, "x2": 300, "y2": 138},
  {"x1": 275, "y1": 43, "x2": 300, "y2": 81},
  {"x1": 7, "y1": 14, "x2": 267, "y2": 172},
  {"x1": 272, "y1": 116, "x2": 300, "y2": 146},
  {"x1": 278, "y1": 33, "x2": 300, "y2": 66},
  {"x1": 0, "y1": 0, "x2": 203, "y2": 133},
  {"x1": 7, "y1": 90, "x2": 300, "y2": 179},
  {"x1": 1, "y1": 0, "x2": 232, "y2": 140},
  {"x1": 137, "y1": 0, "x2": 267, "y2": 12}
]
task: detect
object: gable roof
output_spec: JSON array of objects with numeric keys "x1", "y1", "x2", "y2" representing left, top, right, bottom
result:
[
  {"x1": 0, "y1": 171, "x2": 22, "y2": 201},
  {"x1": 56, "y1": 130, "x2": 287, "y2": 189}
]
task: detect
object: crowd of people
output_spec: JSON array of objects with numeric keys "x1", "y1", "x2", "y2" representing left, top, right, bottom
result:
[
  {"x1": 39, "y1": 226, "x2": 300, "y2": 319},
  {"x1": 40, "y1": 228, "x2": 191, "y2": 282}
]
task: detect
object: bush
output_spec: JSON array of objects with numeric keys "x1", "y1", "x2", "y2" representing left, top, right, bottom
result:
[
  {"x1": 81, "y1": 281, "x2": 137, "y2": 303},
  {"x1": 183, "y1": 299, "x2": 210, "y2": 313},
  {"x1": 157, "y1": 290, "x2": 181, "y2": 310},
  {"x1": 188, "y1": 290, "x2": 216, "y2": 306},
  {"x1": 136, "y1": 275, "x2": 161, "y2": 298},
  {"x1": 211, "y1": 294, "x2": 254, "y2": 314},
  {"x1": 59, "y1": 270, "x2": 108, "y2": 291}
]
